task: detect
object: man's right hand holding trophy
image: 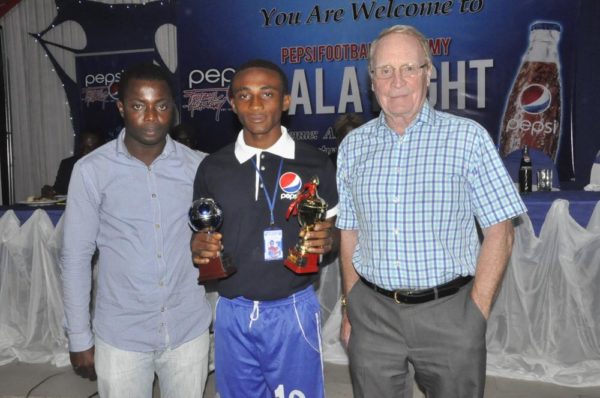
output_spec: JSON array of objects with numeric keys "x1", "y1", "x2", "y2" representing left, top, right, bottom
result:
[{"x1": 189, "y1": 198, "x2": 237, "y2": 283}]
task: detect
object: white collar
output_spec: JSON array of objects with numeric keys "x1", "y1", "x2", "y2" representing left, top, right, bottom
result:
[{"x1": 234, "y1": 126, "x2": 296, "y2": 163}]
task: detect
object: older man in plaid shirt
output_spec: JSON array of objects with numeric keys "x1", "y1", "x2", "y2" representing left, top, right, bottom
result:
[{"x1": 336, "y1": 25, "x2": 526, "y2": 398}]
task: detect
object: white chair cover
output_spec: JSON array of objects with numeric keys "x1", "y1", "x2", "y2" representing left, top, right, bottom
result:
[
  {"x1": 317, "y1": 257, "x2": 347, "y2": 365},
  {"x1": 0, "y1": 210, "x2": 69, "y2": 366},
  {"x1": 315, "y1": 257, "x2": 342, "y2": 325},
  {"x1": 0, "y1": 211, "x2": 23, "y2": 365},
  {"x1": 321, "y1": 298, "x2": 347, "y2": 365},
  {"x1": 487, "y1": 200, "x2": 600, "y2": 386},
  {"x1": 587, "y1": 200, "x2": 600, "y2": 234}
]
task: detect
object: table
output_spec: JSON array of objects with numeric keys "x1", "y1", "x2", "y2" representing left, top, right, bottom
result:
[{"x1": 521, "y1": 191, "x2": 600, "y2": 235}]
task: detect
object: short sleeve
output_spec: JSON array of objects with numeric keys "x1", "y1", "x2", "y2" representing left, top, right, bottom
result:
[
  {"x1": 335, "y1": 139, "x2": 358, "y2": 230},
  {"x1": 468, "y1": 128, "x2": 527, "y2": 228}
]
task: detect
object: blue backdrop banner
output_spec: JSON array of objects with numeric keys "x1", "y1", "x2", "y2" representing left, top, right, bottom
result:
[{"x1": 177, "y1": 0, "x2": 580, "y2": 181}]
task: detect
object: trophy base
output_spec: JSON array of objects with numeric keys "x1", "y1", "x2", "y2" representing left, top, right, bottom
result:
[
  {"x1": 198, "y1": 255, "x2": 236, "y2": 283},
  {"x1": 283, "y1": 249, "x2": 319, "y2": 274}
]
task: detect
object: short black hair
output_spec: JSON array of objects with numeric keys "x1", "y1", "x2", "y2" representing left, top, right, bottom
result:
[
  {"x1": 229, "y1": 59, "x2": 289, "y2": 98},
  {"x1": 118, "y1": 63, "x2": 174, "y2": 101}
]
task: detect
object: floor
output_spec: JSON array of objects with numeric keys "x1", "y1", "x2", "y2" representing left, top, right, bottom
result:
[{"x1": 1, "y1": 361, "x2": 599, "y2": 398}]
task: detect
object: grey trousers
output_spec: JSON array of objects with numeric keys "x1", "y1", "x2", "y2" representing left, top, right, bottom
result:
[{"x1": 346, "y1": 279, "x2": 486, "y2": 398}]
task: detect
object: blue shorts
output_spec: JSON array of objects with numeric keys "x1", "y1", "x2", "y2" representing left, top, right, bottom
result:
[{"x1": 214, "y1": 285, "x2": 325, "y2": 398}]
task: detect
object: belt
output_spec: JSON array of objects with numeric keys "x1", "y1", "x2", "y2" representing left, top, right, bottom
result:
[{"x1": 360, "y1": 275, "x2": 473, "y2": 304}]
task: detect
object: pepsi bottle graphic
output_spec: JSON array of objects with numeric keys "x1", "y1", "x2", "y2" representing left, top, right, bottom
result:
[{"x1": 499, "y1": 22, "x2": 562, "y2": 160}]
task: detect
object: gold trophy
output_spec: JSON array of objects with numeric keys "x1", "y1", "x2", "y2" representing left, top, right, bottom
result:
[
  {"x1": 189, "y1": 198, "x2": 236, "y2": 283},
  {"x1": 284, "y1": 177, "x2": 328, "y2": 274}
]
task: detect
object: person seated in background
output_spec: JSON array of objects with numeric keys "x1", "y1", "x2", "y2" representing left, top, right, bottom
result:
[
  {"x1": 170, "y1": 123, "x2": 196, "y2": 150},
  {"x1": 330, "y1": 113, "x2": 364, "y2": 165},
  {"x1": 41, "y1": 131, "x2": 102, "y2": 197}
]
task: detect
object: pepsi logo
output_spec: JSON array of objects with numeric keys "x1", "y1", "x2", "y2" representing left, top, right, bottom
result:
[
  {"x1": 279, "y1": 172, "x2": 302, "y2": 194},
  {"x1": 108, "y1": 82, "x2": 120, "y2": 100},
  {"x1": 519, "y1": 84, "x2": 552, "y2": 114}
]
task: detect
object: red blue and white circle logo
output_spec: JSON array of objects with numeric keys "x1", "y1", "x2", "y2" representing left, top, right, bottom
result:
[
  {"x1": 519, "y1": 84, "x2": 552, "y2": 114},
  {"x1": 108, "y1": 81, "x2": 120, "y2": 101},
  {"x1": 279, "y1": 172, "x2": 302, "y2": 193}
]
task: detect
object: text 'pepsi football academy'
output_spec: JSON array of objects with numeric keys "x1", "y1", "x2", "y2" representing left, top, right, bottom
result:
[
  {"x1": 280, "y1": 37, "x2": 451, "y2": 65},
  {"x1": 281, "y1": 43, "x2": 370, "y2": 64}
]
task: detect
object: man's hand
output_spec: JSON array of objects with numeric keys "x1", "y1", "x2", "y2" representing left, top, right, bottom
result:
[
  {"x1": 339, "y1": 229, "x2": 359, "y2": 348},
  {"x1": 70, "y1": 346, "x2": 97, "y2": 381},
  {"x1": 470, "y1": 291, "x2": 492, "y2": 320},
  {"x1": 301, "y1": 218, "x2": 335, "y2": 255},
  {"x1": 191, "y1": 231, "x2": 223, "y2": 265},
  {"x1": 340, "y1": 310, "x2": 351, "y2": 348},
  {"x1": 471, "y1": 219, "x2": 515, "y2": 321}
]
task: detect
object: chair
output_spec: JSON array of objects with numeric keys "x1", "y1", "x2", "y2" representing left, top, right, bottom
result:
[{"x1": 502, "y1": 148, "x2": 560, "y2": 190}]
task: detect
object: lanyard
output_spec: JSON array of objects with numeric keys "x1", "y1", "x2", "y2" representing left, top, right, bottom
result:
[{"x1": 250, "y1": 156, "x2": 283, "y2": 226}]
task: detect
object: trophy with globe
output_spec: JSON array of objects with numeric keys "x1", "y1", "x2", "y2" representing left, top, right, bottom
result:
[{"x1": 189, "y1": 198, "x2": 236, "y2": 282}]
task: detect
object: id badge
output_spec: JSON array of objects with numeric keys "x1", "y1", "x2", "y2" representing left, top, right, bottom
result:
[{"x1": 264, "y1": 227, "x2": 283, "y2": 261}]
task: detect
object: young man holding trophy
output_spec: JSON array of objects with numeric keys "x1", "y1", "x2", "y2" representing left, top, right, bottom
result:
[{"x1": 191, "y1": 59, "x2": 338, "y2": 398}]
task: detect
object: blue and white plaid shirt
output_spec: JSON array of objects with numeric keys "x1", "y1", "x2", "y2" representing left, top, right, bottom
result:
[{"x1": 336, "y1": 102, "x2": 526, "y2": 290}]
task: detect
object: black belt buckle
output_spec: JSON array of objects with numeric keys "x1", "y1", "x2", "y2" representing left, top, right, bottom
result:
[{"x1": 393, "y1": 289, "x2": 415, "y2": 304}]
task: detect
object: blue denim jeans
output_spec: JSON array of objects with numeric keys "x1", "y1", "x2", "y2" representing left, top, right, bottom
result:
[{"x1": 95, "y1": 331, "x2": 209, "y2": 398}]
